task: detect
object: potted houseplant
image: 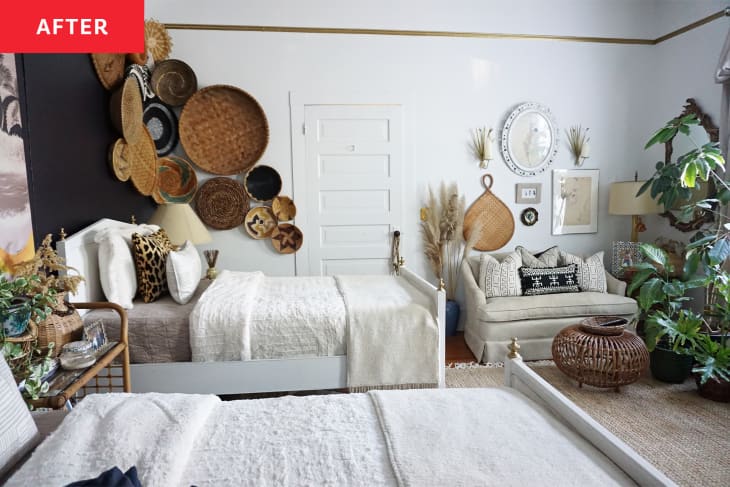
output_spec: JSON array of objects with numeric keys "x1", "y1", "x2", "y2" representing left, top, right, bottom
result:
[
  {"x1": 421, "y1": 182, "x2": 479, "y2": 336},
  {"x1": 0, "y1": 275, "x2": 55, "y2": 337},
  {"x1": 635, "y1": 113, "x2": 730, "y2": 399}
]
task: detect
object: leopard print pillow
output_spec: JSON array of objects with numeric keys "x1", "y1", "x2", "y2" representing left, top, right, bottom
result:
[{"x1": 132, "y1": 228, "x2": 174, "y2": 303}]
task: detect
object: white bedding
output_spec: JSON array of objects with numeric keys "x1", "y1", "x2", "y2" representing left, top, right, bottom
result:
[
  {"x1": 8, "y1": 389, "x2": 636, "y2": 487},
  {"x1": 191, "y1": 271, "x2": 439, "y2": 388}
]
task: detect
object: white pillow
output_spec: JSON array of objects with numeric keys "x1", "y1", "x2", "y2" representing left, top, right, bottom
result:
[
  {"x1": 166, "y1": 241, "x2": 202, "y2": 305},
  {"x1": 559, "y1": 250, "x2": 607, "y2": 293},
  {"x1": 0, "y1": 354, "x2": 39, "y2": 477},
  {"x1": 478, "y1": 251, "x2": 523, "y2": 298},
  {"x1": 94, "y1": 224, "x2": 159, "y2": 309},
  {"x1": 515, "y1": 245, "x2": 560, "y2": 268}
]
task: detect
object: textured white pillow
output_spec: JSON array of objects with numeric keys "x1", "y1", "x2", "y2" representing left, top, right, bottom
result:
[
  {"x1": 166, "y1": 241, "x2": 202, "y2": 305},
  {"x1": 0, "y1": 354, "x2": 39, "y2": 477},
  {"x1": 94, "y1": 224, "x2": 159, "y2": 309},
  {"x1": 559, "y1": 250, "x2": 607, "y2": 293},
  {"x1": 478, "y1": 251, "x2": 523, "y2": 298},
  {"x1": 515, "y1": 246, "x2": 560, "y2": 268}
]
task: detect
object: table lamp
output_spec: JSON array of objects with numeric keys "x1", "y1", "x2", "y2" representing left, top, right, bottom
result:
[
  {"x1": 608, "y1": 178, "x2": 662, "y2": 242},
  {"x1": 148, "y1": 203, "x2": 212, "y2": 246}
]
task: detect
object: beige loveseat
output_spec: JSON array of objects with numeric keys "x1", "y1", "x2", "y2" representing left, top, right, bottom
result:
[{"x1": 462, "y1": 254, "x2": 638, "y2": 363}]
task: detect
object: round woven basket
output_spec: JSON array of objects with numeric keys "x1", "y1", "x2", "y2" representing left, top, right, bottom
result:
[
  {"x1": 552, "y1": 324, "x2": 649, "y2": 390},
  {"x1": 108, "y1": 138, "x2": 131, "y2": 182},
  {"x1": 143, "y1": 100, "x2": 179, "y2": 156},
  {"x1": 152, "y1": 156, "x2": 198, "y2": 204},
  {"x1": 145, "y1": 19, "x2": 173, "y2": 62},
  {"x1": 110, "y1": 77, "x2": 144, "y2": 143},
  {"x1": 195, "y1": 177, "x2": 249, "y2": 230},
  {"x1": 272, "y1": 196, "x2": 296, "y2": 221},
  {"x1": 127, "y1": 126, "x2": 159, "y2": 196},
  {"x1": 36, "y1": 296, "x2": 84, "y2": 357},
  {"x1": 244, "y1": 165, "x2": 282, "y2": 202},
  {"x1": 151, "y1": 59, "x2": 197, "y2": 107},
  {"x1": 579, "y1": 316, "x2": 627, "y2": 336},
  {"x1": 179, "y1": 85, "x2": 269, "y2": 175},
  {"x1": 4, "y1": 321, "x2": 37, "y2": 372},
  {"x1": 244, "y1": 206, "x2": 278, "y2": 239},
  {"x1": 271, "y1": 223, "x2": 304, "y2": 254},
  {"x1": 90, "y1": 53, "x2": 125, "y2": 90}
]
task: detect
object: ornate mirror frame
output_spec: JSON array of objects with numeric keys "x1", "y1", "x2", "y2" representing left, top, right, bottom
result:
[
  {"x1": 501, "y1": 102, "x2": 559, "y2": 177},
  {"x1": 662, "y1": 98, "x2": 720, "y2": 232}
]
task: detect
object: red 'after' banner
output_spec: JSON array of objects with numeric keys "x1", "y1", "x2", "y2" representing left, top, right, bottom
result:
[{"x1": 0, "y1": 0, "x2": 144, "y2": 53}]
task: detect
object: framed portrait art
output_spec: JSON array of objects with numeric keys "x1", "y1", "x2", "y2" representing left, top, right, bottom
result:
[{"x1": 552, "y1": 169, "x2": 599, "y2": 235}]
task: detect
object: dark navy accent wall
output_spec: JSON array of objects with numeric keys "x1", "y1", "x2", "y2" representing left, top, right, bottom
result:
[{"x1": 18, "y1": 54, "x2": 155, "y2": 243}]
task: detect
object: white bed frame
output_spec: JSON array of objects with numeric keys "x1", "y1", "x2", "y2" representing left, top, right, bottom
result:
[
  {"x1": 57, "y1": 218, "x2": 446, "y2": 394},
  {"x1": 505, "y1": 346, "x2": 675, "y2": 486}
]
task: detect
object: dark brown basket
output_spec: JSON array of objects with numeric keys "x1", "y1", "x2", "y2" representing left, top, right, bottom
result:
[
  {"x1": 179, "y1": 85, "x2": 269, "y2": 175},
  {"x1": 151, "y1": 59, "x2": 197, "y2": 106},
  {"x1": 195, "y1": 177, "x2": 249, "y2": 230},
  {"x1": 579, "y1": 316, "x2": 627, "y2": 336},
  {"x1": 552, "y1": 324, "x2": 649, "y2": 390}
]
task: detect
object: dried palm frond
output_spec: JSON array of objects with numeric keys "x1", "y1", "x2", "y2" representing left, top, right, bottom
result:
[{"x1": 421, "y1": 187, "x2": 443, "y2": 279}]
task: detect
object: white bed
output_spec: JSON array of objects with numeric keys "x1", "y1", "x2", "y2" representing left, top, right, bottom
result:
[
  {"x1": 57, "y1": 218, "x2": 446, "y2": 394},
  {"x1": 6, "y1": 353, "x2": 674, "y2": 487}
]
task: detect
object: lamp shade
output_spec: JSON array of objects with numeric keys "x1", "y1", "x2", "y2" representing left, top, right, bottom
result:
[
  {"x1": 148, "y1": 203, "x2": 212, "y2": 246},
  {"x1": 608, "y1": 181, "x2": 662, "y2": 215}
]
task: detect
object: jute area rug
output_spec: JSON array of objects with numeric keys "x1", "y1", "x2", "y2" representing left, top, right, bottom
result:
[{"x1": 446, "y1": 362, "x2": 729, "y2": 487}]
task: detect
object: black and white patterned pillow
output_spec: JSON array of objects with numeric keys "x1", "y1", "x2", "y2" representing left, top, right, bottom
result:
[
  {"x1": 478, "y1": 252, "x2": 523, "y2": 298},
  {"x1": 516, "y1": 246, "x2": 560, "y2": 268},
  {"x1": 519, "y1": 264, "x2": 580, "y2": 296},
  {"x1": 559, "y1": 250, "x2": 607, "y2": 293}
]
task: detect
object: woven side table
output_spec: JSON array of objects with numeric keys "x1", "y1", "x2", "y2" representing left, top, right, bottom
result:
[{"x1": 552, "y1": 318, "x2": 649, "y2": 392}]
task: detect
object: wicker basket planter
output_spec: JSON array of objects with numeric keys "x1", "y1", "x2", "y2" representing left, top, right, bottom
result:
[
  {"x1": 36, "y1": 294, "x2": 83, "y2": 357},
  {"x1": 552, "y1": 321, "x2": 649, "y2": 391}
]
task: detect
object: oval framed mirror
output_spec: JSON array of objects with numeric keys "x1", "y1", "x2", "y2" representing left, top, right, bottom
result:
[
  {"x1": 501, "y1": 102, "x2": 559, "y2": 176},
  {"x1": 662, "y1": 98, "x2": 719, "y2": 231}
]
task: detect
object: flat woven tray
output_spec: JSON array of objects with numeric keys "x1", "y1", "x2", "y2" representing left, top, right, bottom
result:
[
  {"x1": 151, "y1": 59, "x2": 196, "y2": 106},
  {"x1": 90, "y1": 53, "x2": 125, "y2": 90},
  {"x1": 108, "y1": 138, "x2": 131, "y2": 182},
  {"x1": 179, "y1": 85, "x2": 269, "y2": 175},
  {"x1": 271, "y1": 223, "x2": 304, "y2": 254},
  {"x1": 272, "y1": 196, "x2": 296, "y2": 221},
  {"x1": 128, "y1": 126, "x2": 159, "y2": 196},
  {"x1": 152, "y1": 156, "x2": 198, "y2": 204},
  {"x1": 195, "y1": 177, "x2": 249, "y2": 229},
  {"x1": 244, "y1": 165, "x2": 282, "y2": 202},
  {"x1": 110, "y1": 77, "x2": 144, "y2": 144},
  {"x1": 244, "y1": 206, "x2": 278, "y2": 239}
]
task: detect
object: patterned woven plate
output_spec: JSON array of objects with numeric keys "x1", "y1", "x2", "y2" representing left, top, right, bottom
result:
[
  {"x1": 272, "y1": 196, "x2": 296, "y2": 221},
  {"x1": 151, "y1": 59, "x2": 197, "y2": 106},
  {"x1": 128, "y1": 126, "x2": 159, "y2": 196},
  {"x1": 108, "y1": 138, "x2": 131, "y2": 182},
  {"x1": 110, "y1": 77, "x2": 144, "y2": 143},
  {"x1": 179, "y1": 85, "x2": 269, "y2": 175},
  {"x1": 244, "y1": 165, "x2": 282, "y2": 202},
  {"x1": 271, "y1": 223, "x2": 304, "y2": 254},
  {"x1": 90, "y1": 53, "x2": 125, "y2": 90},
  {"x1": 195, "y1": 177, "x2": 249, "y2": 230},
  {"x1": 244, "y1": 206, "x2": 278, "y2": 239},
  {"x1": 152, "y1": 156, "x2": 198, "y2": 204},
  {"x1": 143, "y1": 100, "x2": 179, "y2": 156}
]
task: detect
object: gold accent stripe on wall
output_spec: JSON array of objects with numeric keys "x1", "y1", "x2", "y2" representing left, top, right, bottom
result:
[{"x1": 165, "y1": 8, "x2": 729, "y2": 46}]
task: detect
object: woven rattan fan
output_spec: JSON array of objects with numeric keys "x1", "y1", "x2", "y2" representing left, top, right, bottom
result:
[{"x1": 463, "y1": 174, "x2": 515, "y2": 251}]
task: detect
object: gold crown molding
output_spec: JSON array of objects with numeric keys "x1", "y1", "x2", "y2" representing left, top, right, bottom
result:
[{"x1": 164, "y1": 8, "x2": 729, "y2": 46}]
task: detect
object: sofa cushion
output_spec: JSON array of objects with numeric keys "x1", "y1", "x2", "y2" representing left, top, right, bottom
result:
[
  {"x1": 478, "y1": 251, "x2": 523, "y2": 297},
  {"x1": 519, "y1": 264, "x2": 580, "y2": 296},
  {"x1": 559, "y1": 250, "x2": 607, "y2": 293},
  {"x1": 516, "y1": 246, "x2": 559, "y2": 268},
  {"x1": 478, "y1": 292, "x2": 638, "y2": 322}
]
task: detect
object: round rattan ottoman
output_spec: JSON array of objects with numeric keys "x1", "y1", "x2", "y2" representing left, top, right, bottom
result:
[{"x1": 552, "y1": 317, "x2": 649, "y2": 391}]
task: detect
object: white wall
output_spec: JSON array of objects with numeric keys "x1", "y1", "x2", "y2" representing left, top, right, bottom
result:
[{"x1": 144, "y1": 1, "x2": 728, "y2": 289}]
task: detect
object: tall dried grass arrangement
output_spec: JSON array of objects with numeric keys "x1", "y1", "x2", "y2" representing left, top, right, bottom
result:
[
  {"x1": 12, "y1": 234, "x2": 84, "y2": 299},
  {"x1": 421, "y1": 182, "x2": 481, "y2": 300},
  {"x1": 566, "y1": 125, "x2": 590, "y2": 166},
  {"x1": 470, "y1": 127, "x2": 494, "y2": 169}
]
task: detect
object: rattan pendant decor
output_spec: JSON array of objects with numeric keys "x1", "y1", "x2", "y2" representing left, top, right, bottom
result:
[
  {"x1": 463, "y1": 174, "x2": 515, "y2": 251},
  {"x1": 195, "y1": 177, "x2": 249, "y2": 230},
  {"x1": 127, "y1": 126, "x2": 159, "y2": 196},
  {"x1": 152, "y1": 156, "x2": 198, "y2": 204},
  {"x1": 179, "y1": 85, "x2": 269, "y2": 175}
]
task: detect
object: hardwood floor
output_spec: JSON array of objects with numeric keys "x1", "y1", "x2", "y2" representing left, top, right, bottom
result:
[{"x1": 445, "y1": 332, "x2": 477, "y2": 364}]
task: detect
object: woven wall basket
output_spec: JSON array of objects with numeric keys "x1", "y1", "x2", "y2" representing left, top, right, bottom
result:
[
  {"x1": 463, "y1": 174, "x2": 515, "y2": 251},
  {"x1": 244, "y1": 206, "x2": 277, "y2": 239},
  {"x1": 244, "y1": 165, "x2": 282, "y2": 202},
  {"x1": 151, "y1": 59, "x2": 197, "y2": 106},
  {"x1": 272, "y1": 196, "x2": 296, "y2": 221},
  {"x1": 109, "y1": 138, "x2": 131, "y2": 182},
  {"x1": 152, "y1": 156, "x2": 198, "y2": 204},
  {"x1": 128, "y1": 126, "x2": 159, "y2": 196},
  {"x1": 90, "y1": 53, "x2": 125, "y2": 90},
  {"x1": 143, "y1": 100, "x2": 179, "y2": 156},
  {"x1": 179, "y1": 85, "x2": 269, "y2": 175},
  {"x1": 110, "y1": 76, "x2": 144, "y2": 143},
  {"x1": 271, "y1": 223, "x2": 304, "y2": 254},
  {"x1": 195, "y1": 177, "x2": 250, "y2": 230}
]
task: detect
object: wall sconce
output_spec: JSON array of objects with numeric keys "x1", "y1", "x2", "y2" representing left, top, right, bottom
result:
[
  {"x1": 471, "y1": 127, "x2": 494, "y2": 169},
  {"x1": 566, "y1": 125, "x2": 590, "y2": 166}
]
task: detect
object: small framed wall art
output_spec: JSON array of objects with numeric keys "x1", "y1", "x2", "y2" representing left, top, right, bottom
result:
[
  {"x1": 552, "y1": 169, "x2": 599, "y2": 235},
  {"x1": 515, "y1": 183, "x2": 541, "y2": 204}
]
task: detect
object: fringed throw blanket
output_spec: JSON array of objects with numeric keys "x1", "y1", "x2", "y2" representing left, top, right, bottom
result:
[
  {"x1": 189, "y1": 271, "x2": 438, "y2": 388},
  {"x1": 9, "y1": 390, "x2": 635, "y2": 486}
]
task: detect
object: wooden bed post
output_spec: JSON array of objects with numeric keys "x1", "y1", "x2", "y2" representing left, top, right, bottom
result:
[{"x1": 504, "y1": 337, "x2": 521, "y2": 388}]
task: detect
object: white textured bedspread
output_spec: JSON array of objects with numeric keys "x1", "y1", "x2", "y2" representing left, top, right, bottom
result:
[{"x1": 9, "y1": 389, "x2": 637, "y2": 487}]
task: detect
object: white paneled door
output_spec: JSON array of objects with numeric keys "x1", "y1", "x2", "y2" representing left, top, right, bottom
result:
[{"x1": 296, "y1": 104, "x2": 403, "y2": 276}]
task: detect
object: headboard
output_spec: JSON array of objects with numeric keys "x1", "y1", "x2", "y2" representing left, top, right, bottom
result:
[{"x1": 56, "y1": 218, "x2": 127, "y2": 306}]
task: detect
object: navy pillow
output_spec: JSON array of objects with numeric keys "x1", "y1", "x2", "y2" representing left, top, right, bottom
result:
[
  {"x1": 64, "y1": 466, "x2": 141, "y2": 487},
  {"x1": 519, "y1": 264, "x2": 579, "y2": 296}
]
